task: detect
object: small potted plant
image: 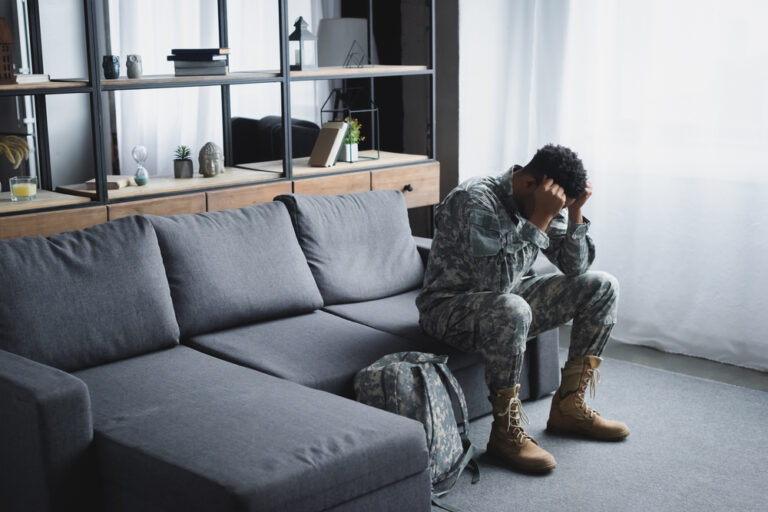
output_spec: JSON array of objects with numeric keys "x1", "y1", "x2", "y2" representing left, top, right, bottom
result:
[
  {"x1": 174, "y1": 145, "x2": 193, "y2": 179},
  {"x1": 341, "y1": 117, "x2": 364, "y2": 163}
]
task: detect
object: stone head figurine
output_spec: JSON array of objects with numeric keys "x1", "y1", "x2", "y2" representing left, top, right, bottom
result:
[{"x1": 198, "y1": 142, "x2": 224, "y2": 177}]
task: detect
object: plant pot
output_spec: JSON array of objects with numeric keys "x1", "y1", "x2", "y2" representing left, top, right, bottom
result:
[
  {"x1": 174, "y1": 159, "x2": 193, "y2": 179},
  {"x1": 341, "y1": 143, "x2": 358, "y2": 163}
]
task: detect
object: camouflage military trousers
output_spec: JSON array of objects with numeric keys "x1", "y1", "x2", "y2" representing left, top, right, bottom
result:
[{"x1": 419, "y1": 271, "x2": 619, "y2": 394}]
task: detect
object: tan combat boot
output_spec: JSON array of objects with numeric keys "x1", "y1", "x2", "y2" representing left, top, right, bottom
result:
[
  {"x1": 547, "y1": 355, "x2": 630, "y2": 440},
  {"x1": 486, "y1": 384, "x2": 557, "y2": 473}
]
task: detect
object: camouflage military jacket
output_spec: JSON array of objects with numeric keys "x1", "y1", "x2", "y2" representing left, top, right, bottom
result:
[{"x1": 416, "y1": 167, "x2": 595, "y2": 314}]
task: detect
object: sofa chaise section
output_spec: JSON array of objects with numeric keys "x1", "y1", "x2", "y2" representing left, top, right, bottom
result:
[
  {"x1": 0, "y1": 216, "x2": 182, "y2": 510},
  {"x1": 74, "y1": 346, "x2": 431, "y2": 512},
  {"x1": 0, "y1": 349, "x2": 96, "y2": 511}
]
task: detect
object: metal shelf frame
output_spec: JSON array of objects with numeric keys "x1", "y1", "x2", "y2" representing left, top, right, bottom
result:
[{"x1": 0, "y1": 0, "x2": 436, "y2": 216}]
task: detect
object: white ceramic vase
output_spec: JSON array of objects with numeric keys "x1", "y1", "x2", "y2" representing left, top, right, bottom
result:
[{"x1": 342, "y1": 143, "x2": 358, "y2": 163}]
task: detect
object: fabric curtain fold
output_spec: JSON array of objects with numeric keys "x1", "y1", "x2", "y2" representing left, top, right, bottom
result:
[{"x1": 460, "y1": 0, "x2": 768, "y2": 370}]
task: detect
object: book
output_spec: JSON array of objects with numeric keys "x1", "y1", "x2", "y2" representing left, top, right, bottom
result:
[
  {"x1": 308, "y1": 121, "x2": 349, "y2": 167},
  {"x1": 171, "y1": 48, "x2": 230, "y2": 55},
  {"x1": 85, "y1": 175, "x2": 135, "y2": 190},
  {"x1": 174, "y1": 66, "x2": 228, "y2": 76},
  {"x1": 172, "y1": 59, "x2": 228, "y2": 69},
  {"x1": 15, "y1": 73, "x2": 50, "y2": 84},
  {"x1": 167, "y1": 54, "x2": 228, "y2": 62}
]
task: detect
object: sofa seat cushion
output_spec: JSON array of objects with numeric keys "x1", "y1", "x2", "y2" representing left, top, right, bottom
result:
[
  {"x1": 148, "y1": 202, "x2": 323, "y2": 339},
  {"x1": 322, "y1": 290, "x2": 482, "y2": 372},
  {"x1": 0, "y1": 216, "x2": 179, "y2": 372},
  {"x1": 74, "y1": 346, "x2": 428, "y2": 512},
  {"x1": 322, "y1": 290, "x2": 562, "y2": 417},
  {"x1": 276, "y1": 191, "x2": 425, "y2": 305},
  {"x1": 187, "y1": 310, "x2": 452, "y2": 397}
]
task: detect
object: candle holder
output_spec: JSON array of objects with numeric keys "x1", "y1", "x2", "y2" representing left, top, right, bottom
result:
[{"x1": 9, "y1": 176, "x2": 37, "y2": 201}]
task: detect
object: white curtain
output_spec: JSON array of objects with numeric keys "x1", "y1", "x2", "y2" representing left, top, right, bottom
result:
[
  {"x1": 109, "y1": 0, "x2": 340, "y2": 175},
  {"x1": 228, "y1": 0, "x2": 339, "y2": 124},
  {"x1": 108, "y1": 0, "x2": 222, "y2": 176},
  {"x1": 459, "y1": 0, "x2": 768, "y2": 370}
]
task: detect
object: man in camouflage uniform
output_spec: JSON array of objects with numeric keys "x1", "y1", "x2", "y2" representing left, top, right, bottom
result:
[{"x1": 417, "y1": 145, "x2": 629, "y2": 473}]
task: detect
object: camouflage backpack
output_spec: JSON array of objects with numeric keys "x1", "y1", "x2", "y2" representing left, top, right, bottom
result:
[{"x1": 354, "y1": 352, "x2": 480, "y2": 511}]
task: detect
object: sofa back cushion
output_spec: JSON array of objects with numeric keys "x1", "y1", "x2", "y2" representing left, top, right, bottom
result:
[
  {"x1": 148, "y1": 202, "x2": 323, "y2": 339},
  {"x1": 0, "y1": 216, "x2": 179, "y2": 372},
  {"x1": 276, "y1": 190, "x2": 425, "y2": 305}
]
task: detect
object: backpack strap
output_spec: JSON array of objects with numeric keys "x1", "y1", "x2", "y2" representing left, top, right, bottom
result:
[
  {"x1": 432, "y1": 363, "x2": 481, "y2": 487},
  {"x1": 433, "y1": 362, "x2": 470, "y2": 435}
]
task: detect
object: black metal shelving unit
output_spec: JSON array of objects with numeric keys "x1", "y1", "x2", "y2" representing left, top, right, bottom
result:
[{"x1": 0, "y1": 0, "x2": 436, "y2": 218}]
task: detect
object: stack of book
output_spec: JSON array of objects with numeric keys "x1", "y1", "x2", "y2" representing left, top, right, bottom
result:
[
  {"x1": 14, "y1": 73, "x2": 50, "y2": 84},
  {"x1": 168, "y1": 48, "x2": 229, "y2": 76}
]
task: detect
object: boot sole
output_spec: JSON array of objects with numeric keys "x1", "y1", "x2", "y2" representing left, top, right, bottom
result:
[
  {"x1": 546, "y1": 422, "x2": 630, "y2": 441},
  {"x1": 485, "y1": 444, "x2": 557, "y2": 473}
]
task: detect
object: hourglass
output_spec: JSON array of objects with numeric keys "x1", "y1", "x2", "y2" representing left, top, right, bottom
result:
[{"x1": 132, "y1": 145, "x2": 149, "y2": 186}]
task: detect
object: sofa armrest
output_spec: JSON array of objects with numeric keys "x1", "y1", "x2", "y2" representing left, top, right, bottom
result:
[
  {"x1": 0, "y1": 349, "x2": 96, "y2": 511},
  {"x1": 413, "y1": 236, "x2": 432, "y2": 266}
]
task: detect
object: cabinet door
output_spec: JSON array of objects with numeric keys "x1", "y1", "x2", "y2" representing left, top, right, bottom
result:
[
  {"x1": 207, "y1": 182, "x2": 291, "y2": 212},
  {"x1": 371, "y1": 162, "x2": 440, "y2": 208},
  {"x1": 0, "y1": 206, "x2": 108, "y2": 239},
  {"x1": 293, "y1": 171, "x2": 371, "y2": 196},
  {"x1": 107, "y1": 193, "x2": 206, "y2": 220}
]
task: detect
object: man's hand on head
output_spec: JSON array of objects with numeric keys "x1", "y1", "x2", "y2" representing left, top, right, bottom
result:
[
  {"x1": 567, "y1": 180, "x2": 592, "y2": 224},
  {"x1": 529, "y1": 175, "x2": 567, "y2": 232}
]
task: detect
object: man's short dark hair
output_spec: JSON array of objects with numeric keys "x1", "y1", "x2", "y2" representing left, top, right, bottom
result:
[{"x1": 522, "y1": 144, "x2": 587, "y2": 198}]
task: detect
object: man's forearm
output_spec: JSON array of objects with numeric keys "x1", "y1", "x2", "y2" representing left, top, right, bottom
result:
[
  {"x1": 568, "y1": 208, "x2": 583, "y2": 224},
  {"x1": 529, "y1": 213, "x2": 555, "y2": 232}
]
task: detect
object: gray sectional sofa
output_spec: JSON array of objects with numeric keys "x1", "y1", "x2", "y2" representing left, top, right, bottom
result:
[{"x1": 0, "y1": 190, "x2": 559, "y2": 511}]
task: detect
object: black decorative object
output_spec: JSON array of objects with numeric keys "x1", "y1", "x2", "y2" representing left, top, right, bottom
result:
[
  {"x1": 320, "y1": 87, "x2": 380, "y2": 161},
  {"x1": 102, "y1": 55, "x2": 119, "y2": 79},
  {"x1": 288, "y1": 16, "x2": 317, "y2": 71},
  {"x1": 342, "y1": 40, "x2": 367, "y2": 68}
]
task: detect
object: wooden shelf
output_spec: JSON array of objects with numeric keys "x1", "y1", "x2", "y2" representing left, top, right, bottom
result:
[
  {"x1": 56, "y1": 168, "x2": 279, "y2": 200},
  {"x1": 100, "y1": 71, "x2": 281, "y2": 90},
  {"x1": 290, "y1": 65, "x2": 429, "y2": 81},
  {"x1": 239, "y1": 151, "x2": 429, "y2": 177},
  {"x1": 0, "y1": 190, "x2": 91, "y2": 214},
  {"x1": 0, "y1": 80, "x2": 89, "y2": 96}
]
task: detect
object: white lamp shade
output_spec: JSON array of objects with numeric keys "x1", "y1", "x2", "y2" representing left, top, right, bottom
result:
[{"x1": 316, "y1": 18, "x2": 378, "y2": 67}]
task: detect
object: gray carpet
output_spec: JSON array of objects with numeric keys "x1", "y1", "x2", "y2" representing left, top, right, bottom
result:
[{"x1": 434, "y1": 354, "x2": 768, "y2": 512}]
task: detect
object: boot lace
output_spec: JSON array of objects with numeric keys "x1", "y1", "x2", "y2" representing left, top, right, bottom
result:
[
  {"x1": 575, "y1": 368, "x2": 601, "y2": 419},
  {"x1": 501, "y1": 395, "x2": 533, "y2": 444}
]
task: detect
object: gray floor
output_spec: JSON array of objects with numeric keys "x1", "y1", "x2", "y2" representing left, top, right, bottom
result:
[
  {"x1": 440, "y1": 353, "x2": 768, "y2": 512},
  {"x1": 559, "y1": 325, "x2": 768, "y2": 392},
  {"x1": 428, "y1": 328, "x2": 768, "y2": 511}
]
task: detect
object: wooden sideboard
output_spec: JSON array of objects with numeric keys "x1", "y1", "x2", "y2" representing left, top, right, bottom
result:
[{"x1": 0, "y1": 162, "x2": 439, "y2": 239}]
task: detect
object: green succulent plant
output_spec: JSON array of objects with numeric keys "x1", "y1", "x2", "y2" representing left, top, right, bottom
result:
[
  {"x1": 343, "y1": 117, "x2": 365, "y2": 145},
  {"x1": 174, "y1": 145, "x2": 192, "y2": 160}
]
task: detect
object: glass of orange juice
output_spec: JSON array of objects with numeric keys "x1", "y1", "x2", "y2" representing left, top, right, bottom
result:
[{"x1": 10, "y1": 176, "x2": 38, "y2": 201}]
